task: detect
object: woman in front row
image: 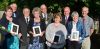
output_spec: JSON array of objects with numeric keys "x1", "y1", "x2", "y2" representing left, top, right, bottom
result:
[
  {"x1": 46, "y1": 13, "x2": 67, "y2": 49},
  {"x1": 0, "y1": 6, "x2": 19, "y2": 49},
  {"x1": 67, "y1": 11, "x2": 86, "y2": 49},
  {"x1": 28, "y1": 7, "x2": 46, "y2": 49}
]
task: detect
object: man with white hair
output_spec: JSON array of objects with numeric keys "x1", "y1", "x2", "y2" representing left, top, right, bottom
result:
[{"x1": 81, "y1": 6, "x2": 94, "y2": 49}]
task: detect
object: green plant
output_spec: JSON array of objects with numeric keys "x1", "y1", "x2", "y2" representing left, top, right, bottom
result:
[{"x1": 0, "y1": 0, "x2": 9, "y2": 11}]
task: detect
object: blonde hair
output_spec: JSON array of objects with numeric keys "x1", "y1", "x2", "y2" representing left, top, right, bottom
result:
[
  {"x1": 32, "y1": 7, "x2": 41, "y2": 15},
  {"x1": 53, "y1": 13, "x2": 62, "y2": 21}
]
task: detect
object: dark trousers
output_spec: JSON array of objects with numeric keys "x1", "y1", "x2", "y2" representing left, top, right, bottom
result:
[
  {"x1": 19, "y1": 37, "x2": 29, "y2": 49},
  {"x1": 65, "y1": 39, "x2": 69, "y2": 49},
  {"x1": 47, "y1": 46, "x2": 64, "y2": 49},
  {"x1": 68, "y1": 41, "x2": 81, "y2": 49},
  {"x1": 49, "y1": 47, "x2": 64, "y2": 49}
]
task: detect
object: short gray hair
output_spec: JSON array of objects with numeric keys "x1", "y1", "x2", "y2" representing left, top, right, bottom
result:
[{"x1": 71, "y1": 11, "x2": 79, "y2": 17}]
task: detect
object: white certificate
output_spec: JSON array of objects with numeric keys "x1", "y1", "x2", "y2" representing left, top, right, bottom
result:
[{"x1": 70, "y1": 30, "x2": 79, "y2": 41}]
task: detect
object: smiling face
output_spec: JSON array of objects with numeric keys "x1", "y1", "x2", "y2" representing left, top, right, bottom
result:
[
  {"x1": 54, "y1": 16, "x2": 61, "y2": 23},
  {"x1": 40, "y1": 4, "x2": 47, "y2": 13},
  {"x1": 72, "y1": 15, "x2": 78, "y2": 23},
  {"x1": 82, "y1": 7, "x2": 89, "y2": 17},
  {"x1": 5, "y1": 7, "x2": 13, "y2": 22},
  {"x1": 33, "y1": 11, "x2": 40, "y2": 18},
  {"x1": 32, "y1": 7, "x2": 41, "y2": 18},
  {"x1": 64, "y1": 7, "x2": 70, "y2": 16},
  {"x1": 5, "y1": 8, "x2": 13, "y2": 18},
  {"x1": 71, "y1": 11, "x2": 79, "y2": 23},
  {"x1": 10, "y1": 3, "x2": 17, "y2": 12},
  {"x1": 23, "y1": 8, "x2": 30, "y2": 17}
]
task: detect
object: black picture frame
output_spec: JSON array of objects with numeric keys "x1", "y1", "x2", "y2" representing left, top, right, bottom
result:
[
  {"x1": 53, "y1": 34, "x2": 61, "y2": 42},
  {"x1": 32, "y1": 26, "x2": 41, "y2": 37},
  {"x1": 10, "y1": 23, "x2": 19, "y2": 35}
]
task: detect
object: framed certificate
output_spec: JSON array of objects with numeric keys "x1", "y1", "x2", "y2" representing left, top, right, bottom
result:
[
  {"x1": 32, "y1": 26, "x2": 41, "y2": 37},
  {"x1": 10, "y1": 23, "x2": 19, "y2": 35},
  {"x1": 53, "y1": 34, "x2": 61, "y2": 42},
  {"x1": 70, "y1": 31, "x2": 79, "y2": 41}
]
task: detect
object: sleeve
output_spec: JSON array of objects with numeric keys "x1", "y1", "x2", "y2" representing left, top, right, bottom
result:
[
  {"x1": 17, "y1": 19, "x2": 21, "y2": 34},
  {"x1": 67, "y1": 21, "x2": 71, "y2": 36},
  {"x1": 90, "y1": 18, "x2": 94, "y2": 35},
  {"x1": 63, "y1": 25, "x2": 67, "y2": 39},
  {"x1": 40, "y1": 20, "x2": 46, "y2": 32},
  {"x1": 45, "y1": 25, "x2": 51, "y2": 41},
  {"x1": 0, "y1": 16, "x2": 9, "y2": 35},
  {"x1": 90, "y1": 18, "x2": 94, "y2": 29}
]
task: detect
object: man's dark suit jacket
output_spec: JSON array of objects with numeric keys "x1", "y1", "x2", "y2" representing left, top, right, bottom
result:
[
  {"x1": 61, "y1": 15, "x2": 72, "y2": 49},
  {"x1": 40, "y1": 13, "x2": 53, "y2": 26},
  {"x1": 18, "y1": 16, "x2": 29, "y2": 49},
  {"x1": 62, "y1": 15, "x2": 72, "y2": 29}
]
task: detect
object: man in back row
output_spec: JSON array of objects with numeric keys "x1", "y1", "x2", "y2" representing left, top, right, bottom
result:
[
  {"x1": 40, "y1": 4, "x2": 53, "y2": 26},
  {"x1": 62, "y1": 6, "x2": 72, "y2": 49}
]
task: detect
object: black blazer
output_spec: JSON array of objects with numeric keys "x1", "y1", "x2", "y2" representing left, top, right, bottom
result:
[
  {"x1": 0, "y1": 16, "x2": 18, "y2": 49},
  {"x1": 18, "y1": 15, "x2": 30, "y2": 35},
  {"x1": 62, "y1": 16, "x2": 72, "y2": 25},
  {"x1": 62, "y1": 15, "x2": 72, "y2": 29},
  {"x1": 1, "y1": 9, "x2": 22, "y2": 24},
  {"x1": 40, "y1": 13, "x2": 53, "y2": 26},
  {"x1": 18, "y1": 16, "x2": 30, "y2": 45}
]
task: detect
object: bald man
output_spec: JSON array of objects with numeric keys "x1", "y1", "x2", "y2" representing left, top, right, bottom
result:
[
  {"x1": 40, "y1": 4, "x2": 53, "y2": 26},
  {"x1": 62, "y1": 6, "x2": 72, "y2": 49},
  {"x1": 62, "y1": 6, "x2": 72, "y2": 25}
]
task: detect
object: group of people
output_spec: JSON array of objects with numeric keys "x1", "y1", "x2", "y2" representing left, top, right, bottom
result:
[{"x1": 0, "y1": 2, "x2": 94, "y2": 49}]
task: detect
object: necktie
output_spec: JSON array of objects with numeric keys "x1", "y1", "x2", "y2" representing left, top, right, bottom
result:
[
  {"x1": 83, "y1": 18, "x2": 86, "y2": 34},
  {"x1": 65, "y1": 17, "x2": 68, "y2": 24},
  {"x1": 26, "y1": 18, "x2": 28, "y2": 24},
  {"x1": 83, "y1": 18, "x2": 85, "y2": 26},
  {"x1": 44, "y1": 13, "x2": 47, "y2": 20},
  {"x1": 13, "y1": 13, "x2": 16, "y2": 18}
]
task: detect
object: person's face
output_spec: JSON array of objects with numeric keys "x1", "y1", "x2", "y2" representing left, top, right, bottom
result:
[
  {"x1": 54, "y1": 16, "x2": 61, "y2": 23},
  {"x1": 73, "y1": 15, "x2": 78, "y2": 23},
  {"x1": 10, "y1": 4, "x2": 17, "y2": 12},
  {"x1": 33, "y1": 11, "x2": 40, "y2": 18},
  {"x1": 23, "y1": 8, "x2": 30, "y2": 17},
  {"x1": 41, "y1": 5, "x2": 47, "y2": 13},
  {"x1": 82, "y1": 7, "x2": 89, "y2": 17},
  {"x1": 5, "y1": 9, "x2": 13, "y2": 18},
  {"x1": 64, "y1": 7, "x2": 70, "y2": 16}
]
